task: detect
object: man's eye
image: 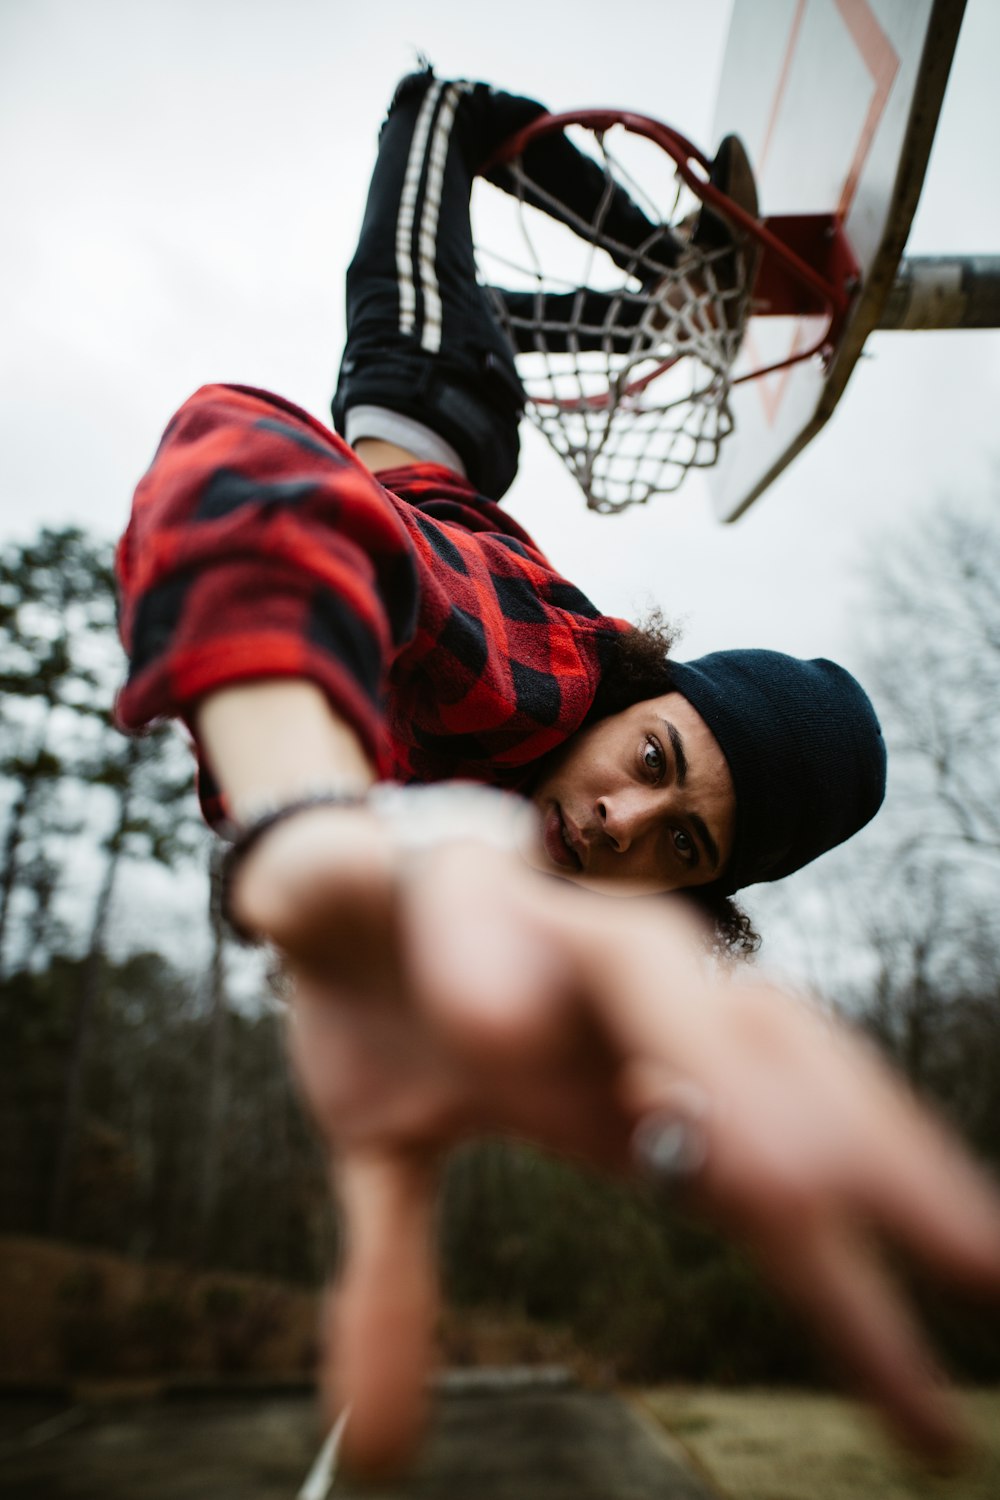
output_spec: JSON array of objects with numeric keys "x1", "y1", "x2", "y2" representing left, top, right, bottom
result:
[
  {"x1": 642, "y1": 737, "x2": 664, "y2": 776},
  {"x1": 672, "y1": 828, "x2": 695, "y2": 862}
]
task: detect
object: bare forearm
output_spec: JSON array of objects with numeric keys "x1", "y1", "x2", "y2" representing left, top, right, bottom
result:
[
  {"x1": 194, "y1": 680, "x2": 375, "y2": 823},
  {"x1": 194, "y1": 679, "x2": 383, "y2": 951}
]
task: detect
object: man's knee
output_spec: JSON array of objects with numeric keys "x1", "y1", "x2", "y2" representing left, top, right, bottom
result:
[{"x1": 333, "y1": 351, "x2": 522, "y2": 501}]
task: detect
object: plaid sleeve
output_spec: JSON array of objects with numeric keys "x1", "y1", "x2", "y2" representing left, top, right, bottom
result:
[
  {"x1": 381, "y1": 468, "x2": 632, "y2": 786},
  {"x1": 115, "y1": 383, "x2": 420, "y2": 790}
]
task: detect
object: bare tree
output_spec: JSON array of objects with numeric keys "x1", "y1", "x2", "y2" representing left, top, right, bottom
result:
[
  {"x1": 197, "y1": 844, "x2": 231, "y2": 1259},
  {"x1": 860, "y1": 503, "x2": 1000, "y2": 870},
  {"x1": 48, "y1": 724, "x2": 203, "y2": 1234},
  {"x1": 751, "y1": 497, "x2": 1000, "y2": 1160}
]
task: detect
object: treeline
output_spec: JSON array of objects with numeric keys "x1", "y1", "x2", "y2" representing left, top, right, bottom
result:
[
  {"x1": 1, "y1": 952, "x2": 332, "y2": 1283},
  {"x1": 2, "y1": 516, "x2": 999, "y2": 1384}
]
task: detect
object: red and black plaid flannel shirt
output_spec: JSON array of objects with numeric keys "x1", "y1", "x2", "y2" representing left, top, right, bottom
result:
[{"x1": 116, "y1": 384, "x2": 629, "y2": 824}]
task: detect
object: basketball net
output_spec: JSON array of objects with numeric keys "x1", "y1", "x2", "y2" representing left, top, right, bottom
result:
[{"x1": 476, "y1": 113, "x2": 752, "y2": 513}]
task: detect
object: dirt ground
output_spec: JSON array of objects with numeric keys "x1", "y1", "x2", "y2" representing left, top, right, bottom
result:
[
  {"x1": 4, "y1": 1383, "x2": 998, "y2": 1499},
  {"x1": 0, "y1": 1386, "x2": 713, "y2": 1500},
  {"x1": 641, "y1": 1386, "x2": 1000, "y2": 1500}
]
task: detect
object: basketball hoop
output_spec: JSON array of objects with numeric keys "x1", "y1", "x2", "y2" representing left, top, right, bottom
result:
[{"x1": 476, "y1": 109, "x2": 852, "y2": 513}]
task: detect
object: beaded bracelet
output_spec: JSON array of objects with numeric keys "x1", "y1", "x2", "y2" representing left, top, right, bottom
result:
[{"x1": 220, "y1": 790, "x2": 368, "y2": 944}]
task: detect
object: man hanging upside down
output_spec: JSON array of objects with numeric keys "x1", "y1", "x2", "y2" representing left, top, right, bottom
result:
[{"x1": 115, "y1": 69, "x2": 1000, "y2": 1474}]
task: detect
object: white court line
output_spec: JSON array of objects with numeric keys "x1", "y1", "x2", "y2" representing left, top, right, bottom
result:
[{"x1": 297, "y1": 1405, "x2": 350, "y2": 1500}]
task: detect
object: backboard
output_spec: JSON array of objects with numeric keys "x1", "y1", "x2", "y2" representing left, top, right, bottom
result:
[{"x1": 709, "y1": 0, "x2": 966, "y2": 521}]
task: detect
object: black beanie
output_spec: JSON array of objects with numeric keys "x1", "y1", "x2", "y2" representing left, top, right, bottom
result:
[{"x1": 667, "y1": 650, "x2": 887, "y2": 894}]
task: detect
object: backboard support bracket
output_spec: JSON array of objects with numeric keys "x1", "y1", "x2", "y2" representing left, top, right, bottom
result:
[{"x1": 747, "y1": 214, "x2": 862, "y2": 370}]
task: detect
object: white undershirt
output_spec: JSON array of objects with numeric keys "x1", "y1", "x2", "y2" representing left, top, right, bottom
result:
[{"x1": 345, "y1": 405, "x2": 467, "y2": 477}]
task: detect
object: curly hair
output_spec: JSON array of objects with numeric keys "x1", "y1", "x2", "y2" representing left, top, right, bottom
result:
[
  {"x1": 586, "y1": 613, "x2": 761, "y2": 961},
  {"x1": 683, "y1": 884, "x2": 761, "y2": 961},
  {"x1": 585, "y1": 608, "x2": 681, "y2": 723}
]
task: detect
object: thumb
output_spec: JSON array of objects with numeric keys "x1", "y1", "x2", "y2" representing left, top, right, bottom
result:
[{"x1": 324, "y1": 1147, "x2": 441, "y2": 1478}]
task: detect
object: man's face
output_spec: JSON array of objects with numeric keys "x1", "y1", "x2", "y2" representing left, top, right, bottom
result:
[{"x1": 527, "y1": 691, "x2": 736, "y2": 894}]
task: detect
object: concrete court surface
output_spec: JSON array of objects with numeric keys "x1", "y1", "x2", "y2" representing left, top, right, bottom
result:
[{"x1": 0, "y1": 1384, "x2": 718, "y2": 1500}]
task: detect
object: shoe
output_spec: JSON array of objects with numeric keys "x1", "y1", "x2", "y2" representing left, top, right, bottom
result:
[
  {"x1": 689, "y1": 134, "x2": 760, "y2": 331},
  {"x1": 644, "y1": 135, "x2": 759, "y2": 343}
]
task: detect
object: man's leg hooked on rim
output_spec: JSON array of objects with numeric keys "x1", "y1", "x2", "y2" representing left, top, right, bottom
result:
[{"x1": 332, "y1": 68, "x2": 540, "y2": 501}]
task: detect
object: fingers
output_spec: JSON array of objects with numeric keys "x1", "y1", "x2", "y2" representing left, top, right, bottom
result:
[
  {"x1": 759, "y1": 1214, "x2": 966, "y2": 1463},
  {"x1": 326, "y1": 1148, "x2": 441, "y2": 1478},
  {"x1": 853, "y1": 1089, "x2": 1000, "y2": 1297},
  {"x1": 597, "y1": 947, "x2": 996, "y2": 1459}
]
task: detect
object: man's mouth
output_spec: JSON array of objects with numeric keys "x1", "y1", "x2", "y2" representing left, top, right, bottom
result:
[{"x1": 543, "y1": 804, "x2": 583, "y2": 871}]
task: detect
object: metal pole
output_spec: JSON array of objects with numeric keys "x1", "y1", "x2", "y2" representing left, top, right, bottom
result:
[{"x1": 877, "y1": 255, "x2": 1000, "y2": 330}]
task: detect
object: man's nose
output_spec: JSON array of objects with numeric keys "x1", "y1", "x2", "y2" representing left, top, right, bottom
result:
[{"x1": 596, "y1": 790, "x2": 662, "y2": 853}]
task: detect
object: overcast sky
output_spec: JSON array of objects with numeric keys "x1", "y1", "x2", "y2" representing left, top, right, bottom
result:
[
  {"x1": 4, "y1": 0, "x2": 998, "y2": 656},
  {"x1": 2, "y1": 0, "x2": 999, "y2": 967}
]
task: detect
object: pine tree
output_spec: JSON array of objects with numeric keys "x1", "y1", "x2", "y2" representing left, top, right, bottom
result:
[{"x1": 0, "y1": 528, "x2": 116, "y2": 970}]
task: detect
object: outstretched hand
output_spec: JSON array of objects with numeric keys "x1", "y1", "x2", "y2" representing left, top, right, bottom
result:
[{"x1": 232, "y1": 807, "x2": 1000, "y2": 1476}]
